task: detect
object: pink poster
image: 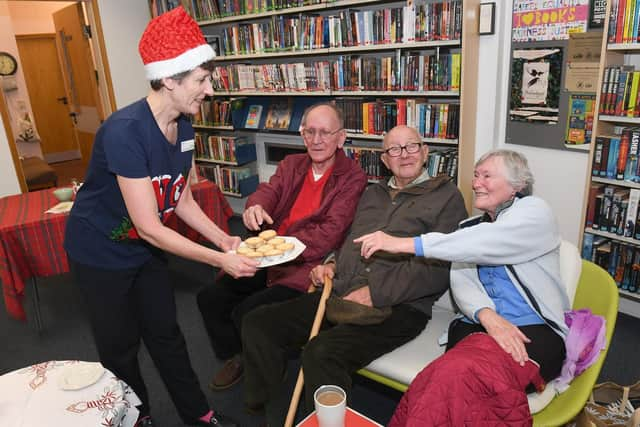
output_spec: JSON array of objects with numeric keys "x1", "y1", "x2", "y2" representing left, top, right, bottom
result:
[{"x1": 512, "y1": 3, "x2": 589, "y2": 42}]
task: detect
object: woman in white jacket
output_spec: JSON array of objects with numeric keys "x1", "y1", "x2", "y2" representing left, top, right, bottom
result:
[{"x1": 355, "y1": 149, "x2": 569, "y2": 383}]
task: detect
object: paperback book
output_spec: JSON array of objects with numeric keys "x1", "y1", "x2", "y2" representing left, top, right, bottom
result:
[
  {"x1": 244, "y1": 105, "x2": 263, "y2": 129},
  {"x1": 265, "y1": 101, "x2": 293, "y2": 130}
]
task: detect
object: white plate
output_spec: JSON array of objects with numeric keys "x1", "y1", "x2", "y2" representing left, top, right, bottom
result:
[
  {"x1": 234, "y1": 236, "x2": 306, "y2": 268},
  {"x1": 57, "y1": 362, "x2": 105, "y2": 391}
]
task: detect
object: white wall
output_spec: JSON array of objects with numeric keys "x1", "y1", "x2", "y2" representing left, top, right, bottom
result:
[
  {"x1": 96, "y1": 0, "x2": 149, "y2": 108},
  {"x1": 0, "y1": 105, "x2": 21, "y2": 196},
  {"x1": 8, "y1": 1, "x2": 72, "y2": 33},
  {"x1": 475, "y1": 0, "x2": 590, "y2": 246},
  {"x1": 0, "y1": 2, "x2": 23, "y2": 196}
]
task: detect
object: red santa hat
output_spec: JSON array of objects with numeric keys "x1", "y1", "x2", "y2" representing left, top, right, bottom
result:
[{"x1": 138, "y1": 6, "x2": 215, "y2": 80}]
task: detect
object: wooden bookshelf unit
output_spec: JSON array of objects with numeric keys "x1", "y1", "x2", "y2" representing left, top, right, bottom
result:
[
  {"x1": 580, "y1": 0, "x2": 640, "y2": 306},
  {"x1": 149, "y1": 0, "x2": 480, "y2": 212}
]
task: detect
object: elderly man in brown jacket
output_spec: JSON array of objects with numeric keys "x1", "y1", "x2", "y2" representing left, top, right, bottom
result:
[{"x1": 241, "y1": 125, "x2": 468, "y2": 426}]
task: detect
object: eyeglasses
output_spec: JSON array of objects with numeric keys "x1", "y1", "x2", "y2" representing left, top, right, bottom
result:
[
  {"x1": 383, "y1": 142, "x2": 423, "y2": 157},
  {"x1": 301, "y1": 128, "x2": 343, "y2": 141}
]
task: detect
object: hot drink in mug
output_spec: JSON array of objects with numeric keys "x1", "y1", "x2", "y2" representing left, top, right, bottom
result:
[{"x1": 314, "y1": 385, "x2": 346, "y2": 427}]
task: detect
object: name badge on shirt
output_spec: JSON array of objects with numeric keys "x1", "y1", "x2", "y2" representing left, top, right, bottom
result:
[{"x1": 181, "y1": 139, "x2": 195, "y2": 152}]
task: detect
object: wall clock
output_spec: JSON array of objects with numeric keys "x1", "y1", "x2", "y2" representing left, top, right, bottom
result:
[{"x1": 0, "y1": 52, "x2": 18, "y2": 76}]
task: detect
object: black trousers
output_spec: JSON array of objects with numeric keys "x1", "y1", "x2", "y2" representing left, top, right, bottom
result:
[
  {"x1": 69, "y1": 255, "x2": 208, "y2": 423},
  {"x1": 196, "y1": 269, "x2": 301, "y2": 360},
  {"x1": 447, "y1": 319, "x2": 566, "y2": 382},
  {"x1": 242, "y1": 292, "x2": 429, "y2": 426}
]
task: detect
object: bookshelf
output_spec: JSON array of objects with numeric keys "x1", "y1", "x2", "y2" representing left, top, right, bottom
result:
[
  {"x1": 150, "y1": 0, "x2": 480, "y2": 212},
  {"x1": 580, "y1": 0, "x2": 640, "y2": 305}
]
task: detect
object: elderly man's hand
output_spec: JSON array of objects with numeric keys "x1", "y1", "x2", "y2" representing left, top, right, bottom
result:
[
  {"x1": 242, "y1": 204, "x2": 273, "y2": 231},
  {"x1": 309, "y1": 263, "x2": 335, "y2": 288},
  {"x1": 343, "y1": 286, "x2": 373, "y2": 307},
  {"x1": 477, "y1": 308, "x2": 531, "y2": 366}
]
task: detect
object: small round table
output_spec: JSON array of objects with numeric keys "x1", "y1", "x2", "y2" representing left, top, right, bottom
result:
[{"x1": 0, "y1": 360, "x2": 140, "y2": 427}]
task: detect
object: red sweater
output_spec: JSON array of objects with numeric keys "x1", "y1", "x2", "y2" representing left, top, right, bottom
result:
[{"x1": 277, "y1": 166, "x2": 333, "y2": 235}]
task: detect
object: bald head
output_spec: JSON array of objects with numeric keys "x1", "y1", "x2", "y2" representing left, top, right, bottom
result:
[
  {"x1": 301, "y1": 102, "x2": 344, "y2": 130},
  {"x1": 380, "y1": 125, "x2": 429, "y2": 189},
  {"x1": 383, "y1": 125, "x2": 421, "y2": 149}
]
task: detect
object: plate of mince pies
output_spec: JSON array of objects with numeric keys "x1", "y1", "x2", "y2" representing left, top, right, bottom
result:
[{"x1": 234, "y1": 229, "x2": 306, "y2": 268}]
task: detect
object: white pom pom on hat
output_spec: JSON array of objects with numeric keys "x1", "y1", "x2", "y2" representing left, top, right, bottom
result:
[{"x1": 138, "y1": 6, "x2": 215, "y2": 81}]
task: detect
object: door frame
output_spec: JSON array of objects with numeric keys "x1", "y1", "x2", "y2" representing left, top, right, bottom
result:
[{"x1": 1, "y1": 0, "x2": 116, "y2": 193}]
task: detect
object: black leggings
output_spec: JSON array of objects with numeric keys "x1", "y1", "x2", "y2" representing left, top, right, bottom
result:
[
  {"x1": 69, "y1": 256, "x2": 209, "y2": 423},
  {"x1": 447, "y1": 319, "x2": 566, "y2": 383}
]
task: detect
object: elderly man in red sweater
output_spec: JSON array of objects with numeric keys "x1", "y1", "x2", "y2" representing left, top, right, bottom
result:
[{"x1": 197, "y1": 103, "x2": 368, "y2": 391}]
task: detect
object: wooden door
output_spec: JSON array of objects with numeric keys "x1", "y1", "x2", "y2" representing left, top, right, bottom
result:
[
  {"x1": 16, "y1": 34, "x2": 80, "y2": 162},
  {"x1": 53, "y1": 2, "x2": 103, "y2": 163}
]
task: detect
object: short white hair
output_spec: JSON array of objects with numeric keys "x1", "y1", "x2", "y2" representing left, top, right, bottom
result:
[{"x1": 475, "y1": 149, "x2": 534, "y2": 196}]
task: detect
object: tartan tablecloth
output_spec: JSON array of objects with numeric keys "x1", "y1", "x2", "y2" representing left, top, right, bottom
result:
[{"x1": 0, "y1": 180, "x2": 233, "y2": 321}]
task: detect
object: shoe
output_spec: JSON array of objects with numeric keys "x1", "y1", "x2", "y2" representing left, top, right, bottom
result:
[
  {"x1": 209, "y1": 355, "x2": 243, "y2": 390},
  {"x1": 194, "y1": 412, "x2": 239, "y2": 426},
  {"x1": 135, "y1": 415, "x2": 154, "y2": 427}
]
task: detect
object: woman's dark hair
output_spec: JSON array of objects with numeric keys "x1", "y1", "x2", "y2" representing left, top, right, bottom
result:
[{"x1": 150, "y1": 59, "x2": 216, "y2": 91}]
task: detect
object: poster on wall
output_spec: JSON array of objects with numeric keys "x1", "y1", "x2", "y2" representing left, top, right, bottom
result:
[
  {"x1": 565, "y1": 94, "x2": 596, "y2": 145},
  {"x1": 510, "y1": 48, "x2": 564, "y2": 124},
  {"x1": 512, "y1": 0, "x2": 590, "y2": 42},
  {"x1": 589, "y1": 0, "x2": 607, "y2": 29}
]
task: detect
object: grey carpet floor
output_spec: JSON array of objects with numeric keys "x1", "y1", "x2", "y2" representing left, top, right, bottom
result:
[
  {"x1": 0, "y1": 252, "x2": 401, "y2": 427},
  {"x1": 2, "y1": 224, "x2": 639, "y2": 425}
]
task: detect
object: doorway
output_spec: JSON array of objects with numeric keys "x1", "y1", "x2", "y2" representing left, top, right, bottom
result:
[
  {"x1": 16, "y1": 34, "x2": 81, "y2": 162},
  {"x1": 1, "y1": 0, "x2": 115, "y2": 191}
]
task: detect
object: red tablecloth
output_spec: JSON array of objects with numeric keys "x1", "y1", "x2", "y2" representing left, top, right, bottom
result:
[{"x1": 0, "y1": 180, "x2": 232, "y2": 321}]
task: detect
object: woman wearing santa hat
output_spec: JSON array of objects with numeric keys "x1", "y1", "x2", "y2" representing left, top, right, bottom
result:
[{"x1": 64, "y1": 7, "x2": 252, "y2": 427}]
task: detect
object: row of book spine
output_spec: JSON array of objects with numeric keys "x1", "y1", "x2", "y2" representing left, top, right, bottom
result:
[
  {"x1": 599, "y1": 66, "x2": 640, "y2": 117},
  {"x1": 608, "y1": 0, "x2": 640, "y2": 44},
  {"x1": 592, "y1": 128, "x2": 640, "y2": 182},
  {"x1": 586, "y1": 184, "x2": 640, "y2": 238},
  {"x1": 332, "y1": 52, "x2": 459, "y2": 92},
  {"x1": 193, "y1": 99, "x2": 232, "y2": 127},
  {"x1": 220, "y1": 2, "x2": 462, "y2": 56},
  {"x1": 211, "y1": 52, "x2": 460, "y2": 93},
  {"x1": 425, "y1": 148, "x2": 457, "y2": 179},
  {"x1": 194, "y1": 134, "x2": 248, "y2": 162},
  {"x1": 582, "y1": 234, "x2": 640, "y2": 292},
  {"x1": 150, "y1": 0, "x2": 322, "y2": 20},
  {"x1": 197, "y1": 164, "x2": 254, "y2": 195},
  {"x1": 343, "y1": 148, "x2": 390, "y2": 180},
  {"x1": 154, "y1": 0, "x2": 461, "y2": 28},
  {"x1": 335, "y1": 98, "x2": 459, "y2": 139}
]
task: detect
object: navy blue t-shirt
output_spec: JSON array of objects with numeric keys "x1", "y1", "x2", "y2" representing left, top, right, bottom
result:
[{"x1": 64, "y1": 98, "x2": 194, "y2": 269}]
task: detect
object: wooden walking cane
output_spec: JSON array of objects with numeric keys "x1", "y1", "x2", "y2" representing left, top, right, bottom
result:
[{"x1": 284, "y1": 276, "x2": 333, "y2": 427}]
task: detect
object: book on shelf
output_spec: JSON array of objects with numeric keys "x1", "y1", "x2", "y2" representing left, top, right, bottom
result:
[
  {"x1": 586, "y1": 183, "x2": 604, "y2": 228},
  {"x1": 625, "y1": 189, "x2": 640, "y2": 237},
  {"x1": 196, "y1": 163, "x2": 258, "y2": 196},
  {"x1": 244, "y1": 105, "x2": 263, "y2": 129},
  {"x1": 210, "y1": 52, "x2": 461, "y2": 94},
  {"x1": 608, "y1": 0, "x2": 640, "y2": 44},
  {"x1": 565, "y1": 94, "x2": 596, "y2": 145},
  {"x1": 264, "y1": 101, "x2": 293, "y2": 130},
  {"x1": 591, "y1": 128, "x2": 640, "y2": 182}
]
